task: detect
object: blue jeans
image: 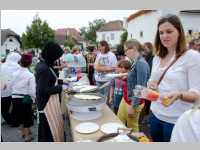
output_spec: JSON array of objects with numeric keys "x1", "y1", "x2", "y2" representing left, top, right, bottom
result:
[{"x1": 149, "y1": 112, "x2": 174, "y2": 142}]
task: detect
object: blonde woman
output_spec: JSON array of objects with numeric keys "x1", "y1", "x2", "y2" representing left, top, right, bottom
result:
[{"x1": 117, "y1": 39, "x2": 150, "y2": 132}]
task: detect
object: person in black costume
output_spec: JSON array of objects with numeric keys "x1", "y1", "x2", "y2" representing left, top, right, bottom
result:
[{"x1": 35, "y1": 41, "x2": 64, "y2": 142}]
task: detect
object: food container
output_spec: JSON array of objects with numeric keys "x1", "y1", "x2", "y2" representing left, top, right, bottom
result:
[
  {"x1": 66, "y1": 93, "x2": 106, "y2": 121},
  {"x1": 67, "y1": 93, "x2": 106, "y2": 113}
]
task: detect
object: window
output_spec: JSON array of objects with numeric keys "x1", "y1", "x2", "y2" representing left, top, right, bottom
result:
[
  {"x1": 107, "y1": 36, "x2": 110, "y2": 41},
  {"x1": 102, "y1": 34, "x2": 106, "y2": 40},
  {"x1": 111, "y1": 33, "x2": 115, "y2": 40},
  {"x1": 9, "y1": 38, "x2": 13, "y2": 42},
  {"x1": 140, "y1": 31, "x2": 143, "y2": 38},
  {"x1": 131, "y1": 33, "x2": 133, "y2": 38}
]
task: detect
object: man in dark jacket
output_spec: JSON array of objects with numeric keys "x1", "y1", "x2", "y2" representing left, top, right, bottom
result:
[{"x1": 35, "y1": 41, "x2": 63, "y2": 142}]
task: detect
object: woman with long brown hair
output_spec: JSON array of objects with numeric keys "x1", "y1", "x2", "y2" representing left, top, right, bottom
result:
[
  {"x1": 94, "y1": 40, "x2": 117, "y2": 98},
  {"x1": 148, "y1": 14, "x2": 200, "y2": 142}
]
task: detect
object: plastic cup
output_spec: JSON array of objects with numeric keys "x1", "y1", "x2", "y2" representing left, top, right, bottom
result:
[{"x1": 133, "y1": 85, "x2": 160, "y2": 101}]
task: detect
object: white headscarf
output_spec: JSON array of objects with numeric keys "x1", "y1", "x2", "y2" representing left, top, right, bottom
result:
[
  {"x1": 1, "y1": 52, "x2": 22, "y2": 97},
  {"x1": 5, "y1": 52, "x2": 21, "y2": 64}
]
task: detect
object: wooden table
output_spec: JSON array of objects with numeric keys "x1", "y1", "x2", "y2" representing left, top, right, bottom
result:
[
  {"x1": 60, "y1": 72, "x2": 124, "y2": 141},
  {"x1": 61, "y1": 73, "x2": 147, "y2": 142},
  {"x1": 68, "y1": 105, "x2": 124, "y2": 142}
]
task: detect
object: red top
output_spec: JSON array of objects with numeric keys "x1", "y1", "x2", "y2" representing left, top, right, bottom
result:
[{"x1": 123, "y1": 82, "x2": 131, "y2": 105}]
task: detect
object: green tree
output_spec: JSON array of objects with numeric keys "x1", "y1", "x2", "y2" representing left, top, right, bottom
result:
[
  {"x1": 80, "y1": 19, "x2": 105, "y2": 45},
  {"x1": 64, "y1": 37, "x2": 76, "y2": 49},
  {"x1": 120, "y1": 29, "x2": 128, "y2": 45},
  {"x1": 22, "y1": 15, "x2": 55, "y2": 50}
]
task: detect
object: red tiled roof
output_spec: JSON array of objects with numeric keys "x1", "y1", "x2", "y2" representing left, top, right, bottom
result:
[
  {"x1": 55, "y1": 28, "x2": 83, "y2": 41},
  {"x1": 55, "y1": 28, "x2": 84, "y2": 45},
  {"x1": 127, "y1": 10, "x2": 156, "y2": 22},
  {"x1": 97, "y1": 20, "x2": 123, "y2": 32}
]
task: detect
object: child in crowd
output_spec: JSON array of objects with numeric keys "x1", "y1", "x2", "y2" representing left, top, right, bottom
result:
[{"x1": 109, "y1": 60, "x2": 131, "y2": 114}]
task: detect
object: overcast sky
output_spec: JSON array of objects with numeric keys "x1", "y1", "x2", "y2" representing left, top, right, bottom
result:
[{"x1": 1, "y1": 10, "x2": 137, "y2": 36}]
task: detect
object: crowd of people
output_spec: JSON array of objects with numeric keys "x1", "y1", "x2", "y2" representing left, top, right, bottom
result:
[{"x1": 1, "y1": 14, "x2": 200, "y2": 142}]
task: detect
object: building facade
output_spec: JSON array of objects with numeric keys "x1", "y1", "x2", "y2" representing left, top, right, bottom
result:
[
  {"x1": 96, "y1": 20, "x2": 124, "y2": 47},
  {"x1": 126, "y1": 10, "x2": 200, "y2": 44},
  {"x1": 1, "y1": 29, "x2": 21, "y2": 57},
  {"x1": 55, "y1": 28, "x2": 86, "y2": 50}
]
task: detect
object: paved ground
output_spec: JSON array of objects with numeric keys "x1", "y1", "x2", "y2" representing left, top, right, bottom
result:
[
  {"x1": 1, "y1": 118, "x2": 37, "y2": 142},
  {"x1": 1, "y1": 115, "x2": 73, "y2": 142},
  {"x1": 1, "y1": 119, "x2": 38, "y2": 142}
]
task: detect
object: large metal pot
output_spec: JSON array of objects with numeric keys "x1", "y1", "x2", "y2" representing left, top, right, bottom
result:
[
  {"x1": 67, "y1": 92, "x2": 106, "y2": 113},
  {"x1": 65, "y1": 80, "x2": 110, "y2": 120}
]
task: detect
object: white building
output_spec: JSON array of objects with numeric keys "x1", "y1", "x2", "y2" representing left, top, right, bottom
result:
[
  {"x1": 1, "y1": 29, "x2": 21, "y2": 57},
  {"x1": 96, "y1": 20, "x2": 124, "y2": 47},
  {"x1": 126, "y1": 10, "x2": 200, "y2": 44}
]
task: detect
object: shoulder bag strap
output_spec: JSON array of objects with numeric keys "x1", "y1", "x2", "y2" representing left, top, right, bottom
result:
[{"x1": 157, "y1": 56, "x2": 180, "y2": 86}]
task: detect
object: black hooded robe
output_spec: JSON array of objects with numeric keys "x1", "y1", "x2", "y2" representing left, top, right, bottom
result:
[{"x1": 35, "y1": 42, "x2": 63, "y2": 142}]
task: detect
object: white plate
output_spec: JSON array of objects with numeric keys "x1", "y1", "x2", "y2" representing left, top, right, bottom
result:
[
  {"x1": 100, "y1": 122, "x2": 125, "y2": 134},
  {"x1": 72, "y1": 85, "x2": 98, "y2": 92},
  {"x1": 79, "y1": 86, "x2": 98, "y2": 92},
  {"x1": 105, "y1": 73, "x2": 128, "y2": 78},
  {"x1": 106, "y1": 134, "x2": 136, "y2": 142},
  {"x1": 76, "y1": 140, "x2": 94, "y2": 142},
  {"x1": 64, "y1": 76, "x2": 77, "y2": 82},
  {"x1": 75, "y1": 122, "x2": 99, "y2": 134},
  {"x1": 73, "y1": 94, "x2": 101, "y2": 100}
]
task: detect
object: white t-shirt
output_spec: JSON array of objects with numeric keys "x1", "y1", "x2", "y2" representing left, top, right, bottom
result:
[
  {"x1": 94, "y1": 51, "x2": 117, "y2": 82},
  {"x1": 171, "y1": 109, "x2": 200, "y2": 142},
  {"x1": 11, "y1": 67, "x2": 36, "y2": 102},
  {"x1": 149, "y1": 50, "x2": 200, "y2": 124}
]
